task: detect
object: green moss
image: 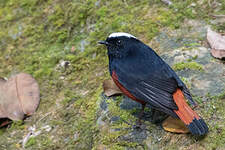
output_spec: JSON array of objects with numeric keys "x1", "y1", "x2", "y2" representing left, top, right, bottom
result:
[
  {"x1": 9, "y1": 120, "x2": 25, "y2": 130},
  {"x1": 96, "y1": 6, "x2": 109, "y2": 17},
  {"x1": 93, "y1": 95, "x2": 144, "y2": 149},
  {"x1": 180, "y1": 77, "x2": 191, "y2": 89},
  {"x1": 192, "y1": 96, "x2": 203, "y2": 104},
  {"x1": 199, "y1": 95, "x2": 225, "y2": 149},
  {"x1": 107, "y1": 97, "x2": 136, "y2": 123},
  {"x1": 38, "y1": 136, "x2": 54, "y2": 148},
  {"x1": 25, "y1": 137, "x2": 37, "y2": 148},
  {"x1": 184, "y1": 42, "x2": 201, "y2": 47},
  {"x1": 172, "y1": 62, "x2": 204, "y2": 71}
]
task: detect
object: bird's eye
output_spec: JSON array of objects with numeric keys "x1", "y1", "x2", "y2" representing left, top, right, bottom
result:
[{"x1": 117, "y1": 40, "x2": 121, "y2": 45}]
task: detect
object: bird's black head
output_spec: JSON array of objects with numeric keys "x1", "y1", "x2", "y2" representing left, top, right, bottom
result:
[{"x1": 99, "y1": 32, "x2": 140, "y2": 58}]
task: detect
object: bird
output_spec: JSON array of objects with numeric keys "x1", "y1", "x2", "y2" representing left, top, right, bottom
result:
[{"x1": 98, "y1": 32, "x2": 209, "y2": 135}]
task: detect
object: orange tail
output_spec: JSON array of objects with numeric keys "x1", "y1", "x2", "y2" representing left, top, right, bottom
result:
[{"x1": 173, "y1": 89, "x2": 208, "y2": 135}]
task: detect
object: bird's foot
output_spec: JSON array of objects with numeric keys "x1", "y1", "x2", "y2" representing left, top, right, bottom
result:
[
  {"x1": 142, "y1": 108, "x2": 168, "y2": 124},
  {"x1": 132, "y1": 121, "x2": 146, "y2": 130},
  {"x1": 122, "y1": 119, "x2": 145, "y2": 130}
]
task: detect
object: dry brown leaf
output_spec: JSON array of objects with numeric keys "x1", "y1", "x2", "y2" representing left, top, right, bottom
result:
[
  {"x1": 0, "y1": 107, "x2": 6, "y2": 118},
  {"x1": 0, "y1": 76, "x2": 26, "y2": 120},
  {"x1": 16, "y1": 73, "x2": 40, "y2": 115},
  {"x1": 103, "y1": 79, "x2": 122, "y2": 96},
  {"x1": 0, "y1": 119, "x2": 12, "y2": 128},
  {"x1": 0, "y1": 73, "x2": 40, "y2": 121},
  {"x1": 162, "y1": 116, "x2": 189, "y2": 134},
  {"x1": 0, "y1": 77, "x2": 6, "y2": 85},
  {"x1": 211, "y1": 49, "x2": 225, "y2": 59},
  {"x1": 207, "y1": 28, "x2": 225, "y2": 59},
  {"x1": 0, "y1": 78, "x2": 6, "y2": 118}
]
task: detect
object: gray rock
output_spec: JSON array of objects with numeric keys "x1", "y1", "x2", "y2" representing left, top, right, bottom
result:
[
  {"x1": 157, "y1": 38, "x2": 225, "y2": 96},
  {"x1": 120, "y1": 96, "x2": 142, "y2": 110},
  {"x1": 120, "y1": 128, "x2": 147, "y2": 143}
]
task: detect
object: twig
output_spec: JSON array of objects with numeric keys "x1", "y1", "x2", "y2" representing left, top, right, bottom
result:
[
  {"x1": 208, "y1": 0, "x2": 211, "y2": 7},
  {"x1": 212, "y1": 15, "x2": 225, "y2": 18},
  {"x1": 37, "y1": 112, "x2": 52, "y2": 123}
]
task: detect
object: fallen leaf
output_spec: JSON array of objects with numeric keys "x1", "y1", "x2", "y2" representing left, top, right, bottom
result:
[
  {"x1": 0, "y1": 77, "x2": 6, "y2": 85},
  {"x1": 0, "y1": 73, "x2": 40, "y2": 121},
  {"x1": 0, "y1": 78, "x2": 7, "y2": 118},
  {"x1": 211, "y1": 49, "x2": 225, "y2": 59},
  {"x1": 207, "y1": 28, "x2": 225, "y2": 59},
  {"x1": 162, "y1": 116, "x2": 189, "y2": 133},
  {"x1": 0, "y1": 118, "x2": 12, "y2": 128},
  {"x1": 103, "y1": 79, "x2": 122, "y2": 96},
  {"x1": 0, "y1": 108, "x2": 7, "y2": 118},
  {"x1": 15, "y1": 73, "x2": 40, "y2": 115}
]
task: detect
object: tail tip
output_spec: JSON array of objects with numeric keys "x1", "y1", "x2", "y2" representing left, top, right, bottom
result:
[{"x1": 187, "y1": 118, "x2": 209, "y2": 136}]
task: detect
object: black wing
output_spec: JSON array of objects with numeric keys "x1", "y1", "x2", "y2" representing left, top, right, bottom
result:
[{"x1": 120, "y1": 74, "x2": 179, "y2": 117}]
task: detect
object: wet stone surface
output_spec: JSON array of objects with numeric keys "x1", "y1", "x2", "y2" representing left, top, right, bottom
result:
[
  {"x1": 157, "y1": 30, "x2": 225, "y2": 96},
  {"x1": 161, "y1": 47, "x2": 225, "y2": 96},
  {"x1": 97, "y1": 93, "x2": 169, "y2": 146}
]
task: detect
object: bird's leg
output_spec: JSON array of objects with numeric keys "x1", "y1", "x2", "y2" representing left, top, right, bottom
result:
[
  {"x1": 137, "y1": 103, "x2": 146, "y2": 126},
  {"x1": 150, "y1": 108, "x2": 168, "y2": 123},
  {"x1": 151, "y1": 108, "x2": 157, "y2": 123}
]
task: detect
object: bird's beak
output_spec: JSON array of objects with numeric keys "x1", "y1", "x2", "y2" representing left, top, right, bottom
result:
[{"x1": 98, "y1": 40, "x2": 109, "y2": 45}]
